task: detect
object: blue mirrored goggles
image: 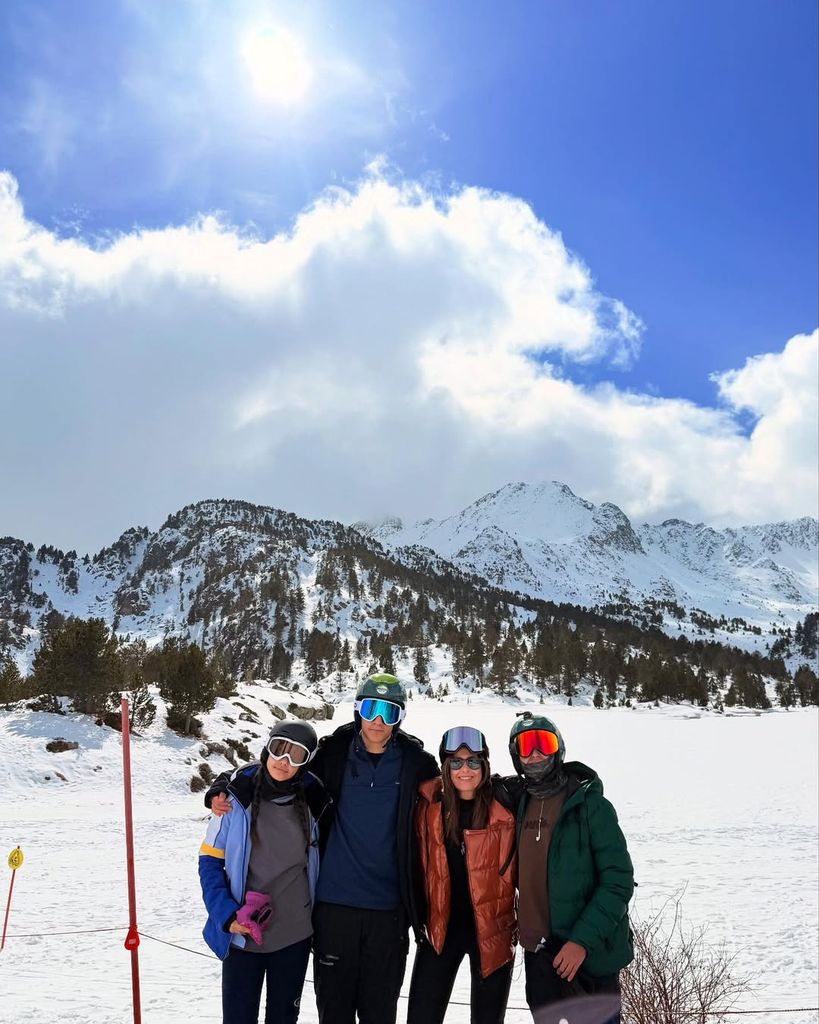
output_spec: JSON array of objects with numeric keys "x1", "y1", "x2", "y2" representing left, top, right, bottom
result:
[
  {"x1": 441, "y1": 726, "x2": 486, "y2": 755},
  {"x1": 354, "y1": 697, "x2": 405, "y2": 726}
]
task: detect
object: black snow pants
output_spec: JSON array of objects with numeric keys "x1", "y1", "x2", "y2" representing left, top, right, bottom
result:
[
  {"x1": 406, "y1": 931, "x2": 513, "y2": 1024},
  {"x1": 221, "y1": 937, "x2": 311, "y2": 1024},
  {"x1": 312, "y1": 902, "x2": 409, "y2": 1024},
  {"x1": 523, "y1": 947, "x2": 621, "y2": 1024}
]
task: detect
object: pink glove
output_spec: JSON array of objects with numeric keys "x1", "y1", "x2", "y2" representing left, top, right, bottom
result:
[{"x1": 235, "y1": 890, "x2": 273, "y2": 945}]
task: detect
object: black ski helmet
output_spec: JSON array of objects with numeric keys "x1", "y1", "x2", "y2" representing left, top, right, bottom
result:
[
  {"x1": 438, "y1": 725, "x2": 489, "y2": 765},
  {"x1": 260, "y1": 719, "x2": 318, "y2": 770},
  {"x1": 508, "y1": 712, "x2": 565, "y2": 777}
]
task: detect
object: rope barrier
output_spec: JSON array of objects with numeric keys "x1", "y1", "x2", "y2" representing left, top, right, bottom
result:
[
  {"x1": 138, "y1": 930, "x2": 218, "y2": 960},
  {"x1": 3, "y1": 926, "x2": 124, "y2": 937},
  {"x1": 2, "y1": 926, "x2": 817, "y2": 1017},
  {"x1": 722, "y1": 1011, "x2": 819, "y2": 1018}
]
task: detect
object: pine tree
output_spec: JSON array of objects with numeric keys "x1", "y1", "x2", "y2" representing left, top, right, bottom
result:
[
  {"x1": 0, "y1": 659, "x2": 23, "y2": 704},
  {"x1": 119, "y1": 638, "x2": 157, "y2": 730},
  {"x1": 154, "y1": 640, "x2": 220, "y2": 735},
  {"x1": 465, "y1": 628, "x2": 485, "y2": 685},
  {"x1": 451, "y1": 644, "x2": 466, "y2": 687},
  {"x1": 413, "y1": 644, "x2": 430, "y2": 689},
  {"x1": 32, "y1": 617, "x2": 124, "y2": 718},
  {"x1": 793, "y1": 665, "x2": 819, "y2": 706}
]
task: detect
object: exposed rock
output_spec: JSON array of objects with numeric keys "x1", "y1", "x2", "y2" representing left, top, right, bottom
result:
[
  {"x1": 225, "y1": 737, "x2": 252, "y2": 762},
  {"x1": 287, "y1": 702, "x2": 335, "y2": 722},
  {"x1": 199, "y1": 741, "x2": 237, "y2": 765},
  {"x1": 46, "y1": 738, "x2": 79, "y2": 753}
]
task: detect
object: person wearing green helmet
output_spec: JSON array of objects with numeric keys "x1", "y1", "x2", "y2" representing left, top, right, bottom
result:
[
  {"x1": 206, "y1": 673, "x2": 438, "y2": 1024},
  {"x1": 507, "y1": 712, "x2": 633, "y2": 1024}
]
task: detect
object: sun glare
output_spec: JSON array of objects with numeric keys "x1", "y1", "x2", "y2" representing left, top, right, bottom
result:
[{"x1": 241, "y1": 27, "x2": 313, "y2": 105}]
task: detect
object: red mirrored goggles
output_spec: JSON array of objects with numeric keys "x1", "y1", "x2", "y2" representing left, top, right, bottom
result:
[{"x1": 514, "y1": 729, "x2": 560, "y2": 758}]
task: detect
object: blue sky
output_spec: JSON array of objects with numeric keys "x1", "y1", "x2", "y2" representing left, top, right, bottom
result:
[{"x1": 0, "y1": 0, "x2": 817, "y2": 549}]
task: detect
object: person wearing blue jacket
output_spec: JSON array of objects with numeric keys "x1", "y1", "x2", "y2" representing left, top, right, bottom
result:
[{"x1": 199, "y1": 720, "x2": 330, "y2": 1024}]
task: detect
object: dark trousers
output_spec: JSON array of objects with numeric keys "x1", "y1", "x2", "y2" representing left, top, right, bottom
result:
[
  {"x1": 222, "y1": 937, "x2": 312, "y2": 1024},
  {"x1": 407, "y1": 932, "x2": 513, "y2": 1024},
  {"x1": 312, "y1": 902, "x2": 409, "y2": 1024},
  {"x1": 524, "y1": 948, "x2": 621, "y2": 1024}
]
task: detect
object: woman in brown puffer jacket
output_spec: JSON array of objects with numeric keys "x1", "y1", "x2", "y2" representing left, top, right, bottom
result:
[{"x1": 406, "y1": 726, "x2": 517, "y2": 1024}]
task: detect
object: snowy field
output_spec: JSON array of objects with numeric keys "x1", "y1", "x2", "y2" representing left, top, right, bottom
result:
[{"x1": 1, "y1": 694, "x2": 817, "y2": 1024}]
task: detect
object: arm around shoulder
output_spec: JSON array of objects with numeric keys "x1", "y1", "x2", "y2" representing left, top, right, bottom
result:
[{"x1": 204, "y1": 767, "x2": 233, "y2": 809}]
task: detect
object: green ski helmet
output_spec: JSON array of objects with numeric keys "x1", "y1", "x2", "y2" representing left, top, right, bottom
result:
[
  {"x1": 355, "y1": 673, "x2": 407, "y2": 706},
  {"x1": 354, "y1": 673, "x2": 407, "y2": 729},
  {"x1": 508, "y1": 712, "x2": 565, "y2": 776}
]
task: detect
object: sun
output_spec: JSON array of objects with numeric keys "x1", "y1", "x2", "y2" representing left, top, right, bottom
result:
[{"x1": 240, "y1": 27, "x2": 313, "y2": 105}]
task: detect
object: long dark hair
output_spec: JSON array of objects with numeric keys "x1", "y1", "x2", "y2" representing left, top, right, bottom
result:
[{"x1": 441, "y1": 754, "x2": 492, "y2": 845}]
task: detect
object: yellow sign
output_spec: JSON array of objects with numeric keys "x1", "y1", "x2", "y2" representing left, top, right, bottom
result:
[{"x1": 7, "y1": 847, "x2": 23, "y2": 871}]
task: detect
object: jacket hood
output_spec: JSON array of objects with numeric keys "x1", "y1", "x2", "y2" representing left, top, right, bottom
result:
[
  {"x1": 225, "y1": 761, "x2": 324, "y2": 809},
  {"x1": 557, "y1": 761, "x2": 604, "y2": 811},
  {"x1": 564, "y1": 760, "x2": 602, "y2": 795},
  {"x1": 418, "y1": 777, "x2": 443, "y2": 804}
]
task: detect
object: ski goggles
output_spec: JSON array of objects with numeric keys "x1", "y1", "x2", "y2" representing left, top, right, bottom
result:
[
  {"x1": 354, "y1": 698, "x2": 405, "y2": 727},
  {"x1": 441, "y1": 726, "x2": 487, "y2": 755},
  {"x1": 514, "y1": 729, "x2": 560, "y2": 758},
  {"x1": 448, "y1": 756, "x2": 483, "y2": 771},
  {"x1": 266, "y1": 737, "x2": 315, "y2": 766}
]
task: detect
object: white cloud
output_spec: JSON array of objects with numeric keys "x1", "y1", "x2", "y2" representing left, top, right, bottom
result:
[
  {"x1": 0, "y1": 169, "x2": 815, "y2": 551},
  {"x1": 711, "y1": 330, "x2": 819, "y2": 514}
]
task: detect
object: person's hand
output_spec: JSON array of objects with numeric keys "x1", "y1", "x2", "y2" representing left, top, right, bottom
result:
[
  {"x1": 228, "y1": 920, "x2": 252, "y2": 936},
  {"x1": 553, "y1": 940, "x2": 586, "y2": 982},
  {"x1": 211, "y1": 793, "x2": 231, "y2": 817}
]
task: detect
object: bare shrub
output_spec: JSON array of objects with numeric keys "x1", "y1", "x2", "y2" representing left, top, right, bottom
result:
[{"x1": 622, "y1": 894, "x2": 749, "y2": 1024}]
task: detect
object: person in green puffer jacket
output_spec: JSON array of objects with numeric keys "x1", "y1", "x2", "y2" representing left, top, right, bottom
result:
[{"x1": 505, "y1": 712, "x2": 634, "y2": 1023}]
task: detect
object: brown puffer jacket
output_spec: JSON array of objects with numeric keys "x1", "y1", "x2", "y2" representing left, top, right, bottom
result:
[{"x1": 416, "y1": 777, "x2": 517, "y2": 978}]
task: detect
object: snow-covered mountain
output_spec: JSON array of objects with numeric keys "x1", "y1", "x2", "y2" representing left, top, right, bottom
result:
[
  {"x1": 361, "y1": 481, "x2": 818, "y2": 632},
  {"x1": 0, "y1": 499, "x2": 504, "y2": 671},
  {"x1": 1, "y1": 484, "x2": 816, "y2": 673}
]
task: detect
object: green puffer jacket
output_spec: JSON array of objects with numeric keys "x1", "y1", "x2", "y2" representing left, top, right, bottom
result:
[{"x1": 514, "y1": 761, "x2": 634, "y2": 978}]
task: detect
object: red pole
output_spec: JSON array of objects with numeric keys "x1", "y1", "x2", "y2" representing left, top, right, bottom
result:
[{"x1": 121, "y1": 698, "x2": 142, "y2": 1024}]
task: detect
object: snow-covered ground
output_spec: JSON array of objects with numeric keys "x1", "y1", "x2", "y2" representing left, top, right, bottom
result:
[{"x1": 1, "y1": 691, "x2": 817, "y2": 1023}]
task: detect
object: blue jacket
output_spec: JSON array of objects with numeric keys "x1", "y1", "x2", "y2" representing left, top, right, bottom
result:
[
  {"x1": 315, "y1": 729, "x2": 403, "y2": 909},
  {"x1": 198, "y1": 763, "x2": 324, "y2": 960}
]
